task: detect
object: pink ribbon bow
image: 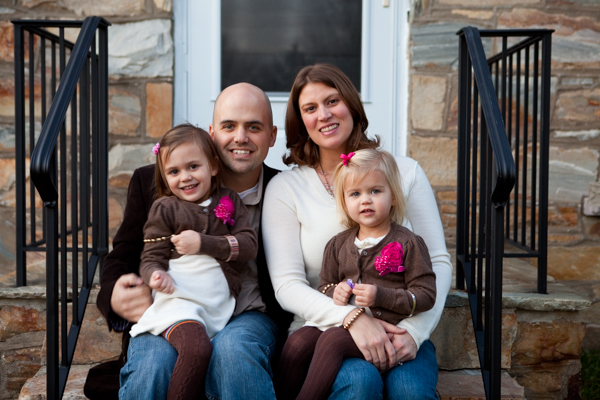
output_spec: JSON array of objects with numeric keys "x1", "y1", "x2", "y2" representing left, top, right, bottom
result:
[
  {"x1": 152, "y1": 143, "x2": 160, "y2": 155},
  {"x1": 374, "y1": 242, "x2": 405, "y2": 276},
  {"x1": 340, "y1": 152, "x2": 355, "y2": 166}
]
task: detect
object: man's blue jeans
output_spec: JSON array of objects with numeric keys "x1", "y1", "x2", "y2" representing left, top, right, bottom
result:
[
  {"x1": 119, "y1": 310, "x2": 279, "y2": 400},
  {"x1": 330, "y1": 339, "x2": 439, "y2": 400}
]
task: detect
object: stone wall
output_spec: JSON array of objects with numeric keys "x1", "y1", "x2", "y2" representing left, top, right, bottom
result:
[{"x1": 409, "y1": 0, "x2": 600, "y2": 281}]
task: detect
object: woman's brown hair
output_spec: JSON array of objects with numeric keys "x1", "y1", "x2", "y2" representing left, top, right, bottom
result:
[
  {"x1": 283, "y1": 63, "x2": 379, "y2": 166},
  {"x1": 154, "y1": 123, "x2": 221, "y2": 199}
]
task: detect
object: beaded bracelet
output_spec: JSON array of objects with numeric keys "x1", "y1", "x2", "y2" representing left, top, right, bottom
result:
[
  {"x1": 407, "y1": 290, "x2": 417, "y2": 318},
  {"x1": 143, "y1": 234, "x2": 175, "y2": 243},
  {"x1": 343, "y1": 308, "x2": 365, "y2": 330},
  {"x1": 321, "y1": 283, "x2": 337, "y2": 294},
  {"x1": 224, "y1": 235, "x2": 239, "y2": 262}
]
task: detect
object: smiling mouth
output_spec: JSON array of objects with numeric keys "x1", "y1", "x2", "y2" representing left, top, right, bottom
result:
[
  {"x1": 320, "y1": 124, "x2": 338, "y2": 133},
  {"x1": 361, "y1": 209, "x2": 374, "y2": 214},
  {"x1": 181, "y1": 183, "x2": 198, "y2": 191},
  {"x1": 231, "y1": 149, "x2": 251, "y2": 155}
]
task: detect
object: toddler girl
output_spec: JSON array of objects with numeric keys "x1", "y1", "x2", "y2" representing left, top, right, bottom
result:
[
  {"x1": 276, "y1": 149, "x2": 436, "y2": 400},
  {"x1": 127, "y1": 124, "x2": 258, "y2": 400}
]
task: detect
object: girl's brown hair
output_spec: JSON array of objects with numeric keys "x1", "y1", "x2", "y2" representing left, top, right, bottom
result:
[
  {"x1": 333, "y1": 149, "x2": 406, "y2": 229},
  {"x1": 154, "y1": 123, "x2": 221, "y2": 199},
  {"x1": 283, "y1": 64, "x2": 379, "y2": 166}
]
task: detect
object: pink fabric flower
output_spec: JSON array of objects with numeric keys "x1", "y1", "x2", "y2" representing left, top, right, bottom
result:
[
  {"x1": 152, "y1": 142, "x2": 160, "y2": 155},
  {"x1": 374, "y1": 242, "x2": 405, "y2": 276},
  {"x1": 214, "y1": 196, "x2": 235, "y2": 226}
]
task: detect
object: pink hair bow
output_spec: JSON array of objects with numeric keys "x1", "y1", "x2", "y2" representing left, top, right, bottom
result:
[
  {"x1": 152, "y1": 143, "x2": 160, "y2": 155},
  {"x1": 340, "y1": 152, "x2": 355, "y2": 166}
]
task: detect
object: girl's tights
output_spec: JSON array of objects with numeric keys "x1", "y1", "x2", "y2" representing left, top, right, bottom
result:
[
  {"x1": 163, "y1": 320, "x2": 211, "y2": 400},
  {"x1": 276, "y1": 326, "x2": 363, "y2": 400}
]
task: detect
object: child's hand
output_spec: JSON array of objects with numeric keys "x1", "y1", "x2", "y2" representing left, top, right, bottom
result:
[
  {"x1": 353, "y1": 284, "x2": 377, "y2": 307},
  {"x1": 333, "y1": 281, "x2": 353, "y2": 306},
  {"x1": 171, "y1": 230, "x2": 201, "y2": 254},
  {"x1": 150, "y1": 270, "x2": 175, "y2": 294}
]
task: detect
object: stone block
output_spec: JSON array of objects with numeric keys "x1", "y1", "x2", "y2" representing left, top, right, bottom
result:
[
  {"x1": 18, "y1": 364, "x2": 92, "y2": 400},
  {"x1": 499, "y1": 9, "x2": 600, "y2": 68},
  {"x1": 0, "y1": 21, "x2": 14, "y2": 62},
  {"x1": 561, "y1": 77, "x2": 596, "y2": 87},
  {"x1": 0, "y1": 77, "x2": 42, "y2": 118},
  {"x1": 109, "y1": 87, "x2": 141, "y2": 136},
  {"x1": 546, "y1": 246, "x2": 600, "y2": 280},
  {"x1": 411, "y1": 75, "x2": 447, "y2": 131},
  {"x1": 449, "y1": 9, "x2": 494, "y2": 20},
  {"x1": 59, "y1": 0, "x2": 145, "y2": 17},
  {"x1": 109, "y1": 20, "x2": 173, "y2": 78},
  {"x1": 154, "y1": 0, "x2": 172, "y2": 12},
  {"x1": 409, "y1": 136, "x2": 457, "y2": 187},
  {"x1": 0, "y1": 123, "x2": 15, "y2": 151},
  {"x1": 69, "y1": 302, "x2": 121, "y2": 364},
  {"x1": 554, "y1": 87, "x2": 600, "y2": 125},
  {"x1": 4, "y1": 346, "x2": 44, "y2": 398},
  {"x1": 554, "y1": 129, "x2": 600, "y2": 141},
  {"x1": 548, "y1": 146, "x2": 598, "y2": 203},
  {"x1": 145, "y1": 82, "x2": 173, "y2": 138},
  {"x1": 440, "y1": 0, "x2": 540, "y2": 4},
  {"x1": 411, "y1": 22, "x2": 488, "y2": 69},
  {"x1": 582, "y1": 324, "x2": 600, "y2": 352},
  {"x1": 0, "y1": 158, "x2": 15, "y2": 193},
  {"x1": 512, "y1": 311, "x2": 585, "y2": 366},
  {"x1": 437, "y1": 190, "x2": 457, "y2": 202},
  {"x1": 437, "y1": 370, "x2": 524, "y2": 400},
  {"x1": 109, "y1": 143, "x2": 155, "y2": 178},
  {"x1": 108, "y1": 172, "x2": 133, "y2": 188},
  {"x1": 582, "y1": 214, "x2": 600, "y2": 238},
  {"x1": 547, "y1": 233, "x2": 582, "y2": 245},
  {"x1": 432, "y1": 306, "x2": 517, "y2": 370},
  {"x1": 0, "y1": 305, "x2": 46, "y2": 342},
  {"x1": 510, "y1": 359, "x2": 581, "y2": 400}
]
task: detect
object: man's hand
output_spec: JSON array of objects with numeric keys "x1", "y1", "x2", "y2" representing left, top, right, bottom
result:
[
  {"x1": 353, "y1": 283, "x2": 377, "y2": 307},
  {"x1": 150, "y1": 270, "x2": 175, "y2": 294},
  {"x1": 333, "y1": 281, "x2": 353, "y2": 305},
  {"x1": 171, "y1": 230, "x2": 201, "y2": 255},
  {"x1": 110, "y1": 273, "x2": 152, "y2": 323}
]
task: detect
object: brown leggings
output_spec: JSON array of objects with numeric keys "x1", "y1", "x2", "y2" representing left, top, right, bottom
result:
[
  {"x1": 276, "y1": 326, "x2": 363, "y2": 400},
  {"x1": 163, "y1": 320, "x2": 212, "y2": 400}
]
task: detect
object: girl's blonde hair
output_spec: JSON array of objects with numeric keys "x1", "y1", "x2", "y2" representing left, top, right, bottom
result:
[
  {"x1": 333, "y1": 149, "x2": 406, "y2": 229},
  {"x1": 154, "y1": 123, "x2": 221, "y2": 199}
]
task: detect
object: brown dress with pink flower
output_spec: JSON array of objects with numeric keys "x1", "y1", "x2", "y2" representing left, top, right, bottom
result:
[{"x1": 275, "y1": 222, "x2": 436, "y2": 400}]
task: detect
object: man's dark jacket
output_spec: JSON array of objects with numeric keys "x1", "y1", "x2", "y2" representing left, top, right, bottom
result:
[{"x1": 84, "y1": 164, "x2": 292, "y2": 399}]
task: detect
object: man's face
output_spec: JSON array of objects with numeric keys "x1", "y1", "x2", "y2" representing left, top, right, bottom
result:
[{"x1": 209, "y1": 85, "x2": 277, "y2": 177}]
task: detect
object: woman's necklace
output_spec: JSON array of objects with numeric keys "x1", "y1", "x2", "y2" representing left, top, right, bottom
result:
[{"x1": 318, "y1": 164, "x2": 334, "y2": 197}]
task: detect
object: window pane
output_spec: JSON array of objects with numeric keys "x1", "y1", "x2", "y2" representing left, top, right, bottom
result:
[{"x1": 221, "y1": 0, "x2": 362, "y2": 93}]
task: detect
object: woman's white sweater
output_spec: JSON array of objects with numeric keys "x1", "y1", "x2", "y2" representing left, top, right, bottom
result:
[{"x1": 262, "y1": 156, "x2": 453, "y2": 348}]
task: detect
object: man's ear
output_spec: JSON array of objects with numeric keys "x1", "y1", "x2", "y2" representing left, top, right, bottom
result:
[
  {"x1": 211, "y1": 157, "x2": 219, "y2": 176},
  {"x1": 209, "y1": 124, "x2": 215, "y2": 139},
  {"x1": 269, "y1": 125, "x2": 277, "y2": 147}
]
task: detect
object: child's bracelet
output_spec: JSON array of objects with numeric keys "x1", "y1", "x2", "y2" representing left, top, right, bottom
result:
[
  {"x1": 343, "y1": 308, "x2": 365, "y2": 330},
  {"x1": 407, "y1": 290, "x2": 416, "y2": 318},
  {"x1": 143, "y1": 234, "x2": 174, "y2": 243},
  {"x1": 321, "y1": 283, "x2": 337, "y2": 294},
  {"x1": 224, "y1": 235, "x2": 239, "y2": 262}
]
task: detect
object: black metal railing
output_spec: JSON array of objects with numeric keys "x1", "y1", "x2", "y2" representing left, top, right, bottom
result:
[
  {"x1": 13, "y1": 17, "x2": 110, "y2": 400},
  {"x1": 455, "y1": 27, "x2": 552, "y2": 400}
]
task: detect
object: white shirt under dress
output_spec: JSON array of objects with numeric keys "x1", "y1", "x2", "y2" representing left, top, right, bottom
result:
[{"x1": 129, "y1": 199, "x2": 235, "y2": 339}]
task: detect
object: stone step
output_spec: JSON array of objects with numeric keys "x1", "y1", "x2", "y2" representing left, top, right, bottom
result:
[
  {"x1": 18, "y1": 365, "x2": 93, "y2": 400},
  {"x1": 437, "y1": 370, "x2": 525, "y2": 400}
]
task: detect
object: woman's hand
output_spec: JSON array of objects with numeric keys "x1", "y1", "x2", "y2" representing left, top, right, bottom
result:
[
  {"x1": 379, "y1": 320, "x2": 418, "y2": 367},
  {"x1": 110, "y1": 273, "x2": 152, "y2": 323},
  {"x1": 344, "y1": 312, "x2": 397, "y2": 372},
  {"x1": 353, "y1": 283, "x2": 377, "y2": 307},
  {"x1": 333, "y1": 281, "x2": 352, "y2": 305},
  {"x1": 171, "y1": 230, "x2": 201, "y2": 255}
]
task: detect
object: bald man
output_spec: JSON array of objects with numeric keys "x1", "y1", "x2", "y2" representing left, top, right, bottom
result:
[{"x1": 86, "y1": 83, "x2": 292, "y2": 400}]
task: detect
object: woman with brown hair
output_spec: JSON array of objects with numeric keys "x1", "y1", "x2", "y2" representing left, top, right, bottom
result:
[{"x1": 262, "y1": 64, "x2": 452, "y2": 399}]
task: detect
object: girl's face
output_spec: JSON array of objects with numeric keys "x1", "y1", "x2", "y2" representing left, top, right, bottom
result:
[
  {"x1": 344, "y1": 169, "x2": 394, "y2": 239},
  {"x1": 298, "y1": 82, "x2": 354, "y2": 156},
  {"x1": 162, "y1": 142, "x2": 218, "y2": 204}
]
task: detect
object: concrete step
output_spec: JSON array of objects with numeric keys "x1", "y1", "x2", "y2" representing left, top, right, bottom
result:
[{"x1": 437, "y1": 370, "x2": 525, "y2": 400}]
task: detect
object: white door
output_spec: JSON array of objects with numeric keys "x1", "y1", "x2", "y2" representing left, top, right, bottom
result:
[{"x1": 174, "y1": 0, "x2": 410, "y2": 171}]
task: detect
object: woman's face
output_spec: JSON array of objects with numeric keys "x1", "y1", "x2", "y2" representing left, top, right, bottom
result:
[{"x1": 298, "y1": 82, "x2": 354, "y2": 156}]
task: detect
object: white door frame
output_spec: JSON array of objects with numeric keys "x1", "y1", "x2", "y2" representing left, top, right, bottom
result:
[{"x1": 173, "y1": 0, "x2": 410, "y2": 169}]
